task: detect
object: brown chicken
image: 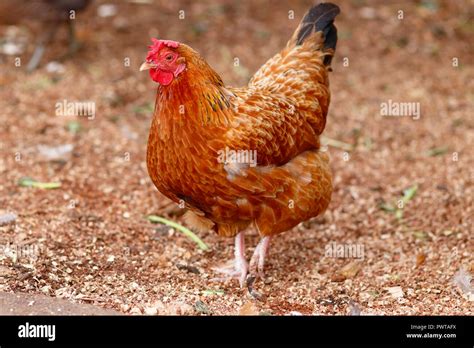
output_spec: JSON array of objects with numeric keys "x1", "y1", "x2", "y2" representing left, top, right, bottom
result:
[
  {"x1": 0, "y1": 0, "x2": 92, "y2": 71},
  {"x1": 141, "y1": 3, "x2": 339, "y2": 286}
]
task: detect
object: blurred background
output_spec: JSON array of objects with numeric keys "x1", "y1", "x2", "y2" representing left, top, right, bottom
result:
[{"x1": 0, "y1": 0, "x2": 472, "y2": 315}]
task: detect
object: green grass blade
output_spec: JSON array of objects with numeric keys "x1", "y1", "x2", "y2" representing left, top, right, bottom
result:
[
  {"x1": 147, "y1": 215, "x2": 209, "y2": 251},
  {"x1": 202, "y1": 289, "x2": 225, "y2": 296},
  {"x1": 18, "y1": 177, "x2": 61, "y2": 189},
  {"x1": 402, "y1": 184, "x2": 418, "y2": 203},
  {"x1": 379, "y1": 203, "x2": 396, "y2": 212},
  {"x1": 425, "y1": 146, "x2": 449, "y2": 157}
]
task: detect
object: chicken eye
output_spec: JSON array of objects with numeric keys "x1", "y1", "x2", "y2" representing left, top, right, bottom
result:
[{"x1": 165, "y1": 54, "x2": 174, "y2": 61}]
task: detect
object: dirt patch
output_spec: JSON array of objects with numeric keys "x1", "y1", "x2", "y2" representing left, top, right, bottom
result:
[{"x1": 0, "y1": 291, "x2": 120, "y2": 315}]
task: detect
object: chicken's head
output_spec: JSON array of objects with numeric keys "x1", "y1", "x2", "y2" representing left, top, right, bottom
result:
[{"x1": 140, "y1": 38, "x2": 186, "y2": 86}]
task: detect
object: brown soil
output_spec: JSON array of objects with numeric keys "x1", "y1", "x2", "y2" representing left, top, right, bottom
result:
[{"x1": 0, "y1": 0, "x2": 472, "y2": 315}]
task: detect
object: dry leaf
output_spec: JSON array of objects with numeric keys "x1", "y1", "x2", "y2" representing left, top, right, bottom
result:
[
  {"x1": 340, "y1": 261, "x2": 362, "y2": 278},
  {"x1": 452, "y1": 267, "x2": 473, "y2": 301},
  {"x1": 331, "y1": 274, "x2": 346, "y2": 282},
  {"x1": 239, "y1": 301, "x2": 259, "y2": 315},
  {"x1": 148, "y1": 300, "x2": 194, "y2": 315},
  {"x1": 416, "y1": 253, "x2": 426, "y2": 267},
  {"x1": 194, "y1": 300, "x2": 210, "y2": 314}
]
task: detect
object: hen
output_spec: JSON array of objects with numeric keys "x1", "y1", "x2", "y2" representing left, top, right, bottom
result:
[
  {"x1": 0, "y1": 0, "x2": 92, "y2": 71},
  {"x1": 141, "y1": 3, "x2": 340, "y2": 286}
]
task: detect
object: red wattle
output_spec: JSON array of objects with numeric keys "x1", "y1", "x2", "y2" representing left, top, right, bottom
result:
[{"x1": 150, "y1": 69, "x2": 174, "y2": 86}]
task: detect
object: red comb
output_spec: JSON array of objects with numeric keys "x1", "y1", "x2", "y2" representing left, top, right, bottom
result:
[{"x1": 146, "y1": 38, "x2": 179, "y2": 61}]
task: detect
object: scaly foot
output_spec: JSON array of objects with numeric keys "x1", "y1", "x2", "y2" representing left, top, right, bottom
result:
[
  {"x1": 248, "y1": 236, "x2": 271, "y2": 281},
  {"x1": 212, "y1": 232, "x2": 248, "y2": 287}
]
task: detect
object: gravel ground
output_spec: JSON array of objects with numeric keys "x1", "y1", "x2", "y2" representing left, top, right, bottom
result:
[{"x1": 0, "y1": 0, "x2": 472, "y2": 315}]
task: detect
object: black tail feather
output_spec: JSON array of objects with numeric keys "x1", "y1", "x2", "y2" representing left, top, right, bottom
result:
[
  {"x1": 322, "y1": 23, "x2": 337, "y2": 65},
  {"x1": 296, "y1": 3, "x2": 340, "y2": 65}
]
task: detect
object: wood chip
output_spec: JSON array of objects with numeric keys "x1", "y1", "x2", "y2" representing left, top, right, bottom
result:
[
  {"x1": 130, "y1": 307, "x2": 142, "y2": 315},
  {"x1": 0, "y1": 212, "x2": 17, "y2": 226},
  {"x1": 144, "y1": 307, "x2": 157, "y2": 315},
  {"x1": 0, "y1": 266, "x2": 14, "y2": 277},
  {"x1": 386, "y1": 286, "x2": 404, "y2": 299},
  {"x1": 348, "y1": 300, "x2": 361, "y2": 316}
]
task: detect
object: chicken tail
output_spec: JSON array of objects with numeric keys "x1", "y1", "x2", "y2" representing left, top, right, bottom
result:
[{"x1": 289, "y1": 3, "x2": 340, "y2": 66}]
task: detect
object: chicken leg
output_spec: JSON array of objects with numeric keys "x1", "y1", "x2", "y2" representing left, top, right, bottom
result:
[
  {"x1": 249, "y1": 236, "x2": 271, "y2": 280},
  {"x1": 60, "y1": 19, "x2": 82, "y2": 60},
  {"x1": 213, "y1": 232, "x2": 248, "y2": 287},
  {"x1": 27, "y1": 19, "x2": 82, "y2": 71},
  {"x1": 26, "y1": 24, "x2": 57, "y2": 71}
]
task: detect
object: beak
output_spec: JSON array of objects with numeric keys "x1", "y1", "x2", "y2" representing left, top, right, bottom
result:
[{"x1": 139, "y1": 61, "x2": 156, "y2": 71}]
